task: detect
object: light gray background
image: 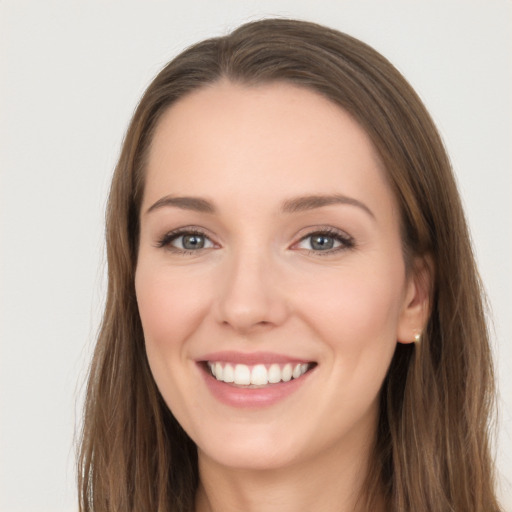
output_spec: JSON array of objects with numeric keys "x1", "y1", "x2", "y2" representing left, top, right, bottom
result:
[{"x1": 1, "y1": 1, "x2": 511, "y2": 511}]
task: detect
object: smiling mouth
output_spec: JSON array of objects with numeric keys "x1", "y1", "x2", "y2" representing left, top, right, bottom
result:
[{"x1": 205, "y1": 361, "x2": 316, "y2": 387}]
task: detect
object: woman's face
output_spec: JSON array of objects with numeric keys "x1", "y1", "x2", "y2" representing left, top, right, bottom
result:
[{"x1": 135, "y1": 81, "x2": 423, "y2": 471}]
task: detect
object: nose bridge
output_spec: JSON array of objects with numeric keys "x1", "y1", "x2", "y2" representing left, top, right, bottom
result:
[{"x1": 215, "y1": 241, "x2": 288, "y2": 332}]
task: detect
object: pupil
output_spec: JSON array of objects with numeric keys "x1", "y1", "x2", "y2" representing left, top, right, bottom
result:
[
  {"x1": 311, "y1": 235, "x2": 334, "y2": 250},
  {"x1": 183, "y1": 235, "x2": 204, "y2": 250}
]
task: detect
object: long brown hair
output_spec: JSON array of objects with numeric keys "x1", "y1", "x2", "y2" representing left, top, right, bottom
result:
[{"x1": 78, "y1": 18, "x2": 501, "y2": 511}]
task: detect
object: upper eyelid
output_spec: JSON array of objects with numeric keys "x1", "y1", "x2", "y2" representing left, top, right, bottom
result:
[
  {"x1": 291, "y1": 227, "x2": 355, "y2": 252},
  {"x1": 156, "y1": 227, "x2": 216, "y2": 248},
  {"x1": 294, "y1": 226, "x2": 353, "y2": 242},
  {"x1": 160, "y1": 226, "x2": 213, "y2": 238}
]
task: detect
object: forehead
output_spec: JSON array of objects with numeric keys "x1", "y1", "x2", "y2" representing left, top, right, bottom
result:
[{"x1": 144, "y1": 80, "x2": 395, "y2": 218}]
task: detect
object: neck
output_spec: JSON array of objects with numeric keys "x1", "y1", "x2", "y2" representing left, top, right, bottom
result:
[{"x1": 195, "y1": 434, "x2": 383, "y2": 512}]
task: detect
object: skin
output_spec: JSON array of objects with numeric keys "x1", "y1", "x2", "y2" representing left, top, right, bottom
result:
[{"x1": 135, "y1": 81, "x2": 429, "y2": 512}]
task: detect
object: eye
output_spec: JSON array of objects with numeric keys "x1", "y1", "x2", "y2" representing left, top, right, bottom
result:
[
  {"x1": 157, "y1": 229, "x2": 215, "y2": 253},
  {"x1": 294, "y1": 229, "x2": 354, "y2": 253}
]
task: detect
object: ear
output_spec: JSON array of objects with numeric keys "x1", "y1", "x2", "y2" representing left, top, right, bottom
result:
[{"x1": 397, "y1": 255, "x2": 433, "y2": 344}]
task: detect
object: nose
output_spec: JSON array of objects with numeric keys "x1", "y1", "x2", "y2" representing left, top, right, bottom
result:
[{"x1": 214, "y1": 248, "x2": 290, "y2": 334}]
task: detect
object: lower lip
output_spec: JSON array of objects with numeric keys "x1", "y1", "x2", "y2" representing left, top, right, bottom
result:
[{"x1": 200, "y1": 365, "x2": 313, "y2": 408}]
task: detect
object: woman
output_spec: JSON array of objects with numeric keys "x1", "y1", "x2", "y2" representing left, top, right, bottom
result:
[{"x1": 78, "y1": 18, "x2": 501, "y2": 512}]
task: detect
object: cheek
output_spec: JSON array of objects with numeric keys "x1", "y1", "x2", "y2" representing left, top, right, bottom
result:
[
  {"x1": 134, "y1": 264, "x2": 212, "y2": 419},
  {"x1": 305, "y1": 263, "x2": 403, "y2": 326},
  {"x1": 135, "y1": 264, "x2": 211, "y2": 352},
  {"x1": 296, "y1": 260, "x2": 405, "y2": 369}
]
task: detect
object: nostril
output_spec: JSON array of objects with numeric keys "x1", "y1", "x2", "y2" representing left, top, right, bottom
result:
[{"x1": 214, "y1": 265, "x2": 290, "y2": 331}]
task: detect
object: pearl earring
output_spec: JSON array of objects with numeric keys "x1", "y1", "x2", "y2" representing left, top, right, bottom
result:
[{"x1": 414, "y1": 332, "x2": 422, "y2": 343}]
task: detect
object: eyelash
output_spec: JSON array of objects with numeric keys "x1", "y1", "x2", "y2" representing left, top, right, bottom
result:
[
  {"x1": 155, "y1": 227, "x2": 355, "y2": 255},
  {"x1": 295, "y1": 227, "x2": 355, "y2": 255},
  {"x1": 155, "y1": 228, "x2": 214, "y2": 255}
]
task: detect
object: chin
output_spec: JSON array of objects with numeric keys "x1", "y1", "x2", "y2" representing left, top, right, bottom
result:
[
  {"x1": 200, "y1": 444, "x2": 300, "y2": 472},
  {"x1": 194, "y1": 424, "x2": 309, "y2": 471}
]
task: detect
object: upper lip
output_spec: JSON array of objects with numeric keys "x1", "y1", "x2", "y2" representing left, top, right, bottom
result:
[{"x1": 198, "y1": 351, "x2": 314, "y2": 366}]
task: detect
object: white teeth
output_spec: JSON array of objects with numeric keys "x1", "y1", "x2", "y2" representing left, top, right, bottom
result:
[
  {"x1": 234, "y1": 364, "x2": 251, "y2": 385},
  {"x1": 214, "y1": 362, "x2": 223, "y2": 381},
  {"x1": 223, "y1": 363, "x2": 234, "y2": 383},
  {"x1": 268, "y1": 363, "x2": 281, "y2": 383},
  {"x1": 282, "y1": 363, "x2": 292, "y2": 382},
  {"x1": 208, "y1": 361, "x2": 311, "y2": 386},
  {"x1": 251, "y1": 364, "x2": 268, "y2": 385}
]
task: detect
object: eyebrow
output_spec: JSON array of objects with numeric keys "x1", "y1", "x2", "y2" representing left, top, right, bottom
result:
[
  {"x1": 281, "y1": 194, "x2": 375, "y2": 219},
  {"x1": 146, "y1": 195, "x2": 216, "y2": 215},
  {"x1": 145, "y1": 193, "x2": 374, "y2": 219}
]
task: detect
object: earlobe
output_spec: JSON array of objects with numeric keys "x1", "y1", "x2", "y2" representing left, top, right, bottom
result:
[{"x1": 397, "y1": 256, "x2": 433, "y2": 344}]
